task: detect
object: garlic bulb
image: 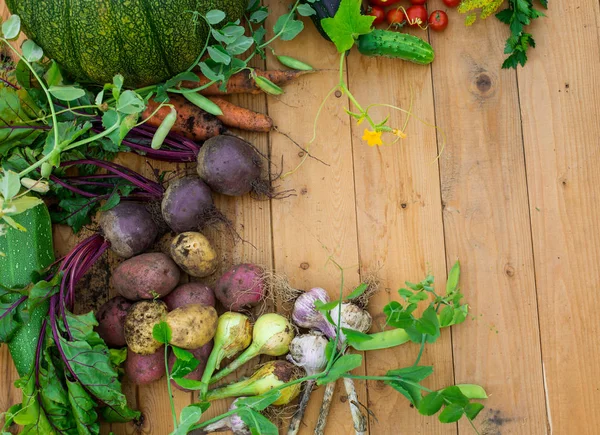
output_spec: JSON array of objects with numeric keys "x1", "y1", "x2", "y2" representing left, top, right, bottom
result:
[
  {"x1": 292, "y1": 288, "x2": 336, "y2": 338},
  {"x1": 286, "y1": 332, "x2": 329, "y2": 376},
  {"x1": 330, "y1": 303, "x2": 372, "y2": 343},
  {"x1": 203, "y1": 398, "x2": 250, "y2": 435}
]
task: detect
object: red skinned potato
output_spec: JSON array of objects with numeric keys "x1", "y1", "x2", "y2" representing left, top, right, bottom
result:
[
  {"x1": 112, "y1": 253, "x2": 181, "y2": 300},
  {"x1": 168, "y1": 341, "x2": 213, "y2": 391},
  {"x1": 163, "y1": 282, "x2": 216, "y2": 311},
  {"x1": 215, "y1": 263, "x2": 265, "y2": 311},
  {"x1": 125, "y1": 348, "x2": 166, "y2": 385},
  {"x1": 95, "y1": 296, "x2": 132, "y2": 347},
  {"x1": 99, "y1": 202, "x2": 158, "y2": 258}
]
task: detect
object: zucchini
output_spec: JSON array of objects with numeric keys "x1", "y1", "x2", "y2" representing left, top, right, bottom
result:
[
  {"x1": 357, "y1": 30, "x2": 435, "y2": 65},
  {"x1": 0, "y1": 203, "x2": 54, "y2": 377}
]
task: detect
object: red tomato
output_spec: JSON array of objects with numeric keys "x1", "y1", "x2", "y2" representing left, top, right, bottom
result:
[
  {"x1": 442, "y1": 0, "x2": 460, "y2": 7},
  {"x1": 369, "y1": 0, "x2": 400, "y2": 7},
  {"x1": 428, "y1": 10, "x2": 448, "y2": 31},
  {"x1": 410, "y1": 0, "x2": 427, "y2": 4},
  {"x1": 405, "y1": 5, "x2": 428, "y2": 27},
  {"x1": 367, "y1": 5, "x2": 386, "y2": 26},
  {"x1": 386, "y1": 8, "x2": 406, "y2": 26}
]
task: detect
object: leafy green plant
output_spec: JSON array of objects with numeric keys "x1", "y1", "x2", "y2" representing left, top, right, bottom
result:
[
  {"x1": 0, "y1": 1, "x2": 312, "y2": 236},
  {"x1": 458, "y1": 0, "x2": 548, "y2": 68}
]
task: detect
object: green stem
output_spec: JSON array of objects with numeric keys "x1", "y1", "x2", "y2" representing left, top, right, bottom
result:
[
  {"x1": 189, "y1": 408, "x2": 238, "y2": 432},
  {"x1": 61, "y1": 117, "x2": 120, "y2": 151},
  {"x1": 165, "y1": 345, "x2": 178, "y2": 430},
  {"x1": 413, "y1": 335, "x2": 426, "y2": 366},
  {"x1": 343, "y1": 374, "x2": 433, "y2": 393},
  {"x1": 466, "y1": 417, "x2": 482, "y2": 435},
  {"x1": 260, "y1": 0, "x2": 302, "y2": 47},
  {"x1": 200, "y1": 346, "x2": 222, "y2": 398},
  {"x1": 2, "y1": 39, "x2": 60, "y2": 152},
  {"x1": 209, "y1": 344, "x2": 259, "y2": 384}
]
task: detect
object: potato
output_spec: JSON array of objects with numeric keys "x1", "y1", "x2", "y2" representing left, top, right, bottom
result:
[
  {"x1": 169, "y1": 232, "x2": 218, "y2": 278},
  {"x1": 163, "y1": 282, "x2": 215, "y2": 311},
  {"x1": 166, "y1": 304, "x2": 218, "y2": 349},
  {"x1": 95, "y1": 296, "x2": 132, "y2": 347},
  {"x1": 125, "y1": 348, "x2": 165, "y2": 385},
  {"x1": 124, "y1": 300, "x2": 168, "y2": 355},
  {"x1": 112, "y1": 253, "x2": 181, "y2": 301}
]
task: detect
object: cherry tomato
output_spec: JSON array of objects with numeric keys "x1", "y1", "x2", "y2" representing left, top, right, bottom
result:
[
  {"x1": 405, "y1": 5, "x2": 428, "y2": 27},
  {"x1": 369, "y1": 0, "x2": 400, "y2": 7},
  {"x1": 442, "y1": 0, "x2": 460, "y2": 7},
  {"x1": 428, "y1": 10, "x2": 448, "y2": 31},
  {"x1": 410, "y1": 0, "x2": 427, "y2": 4},
  {"x1": 386, "y1": 8, "x2": 406, "y2": 26},
  {"x1": 367, "y1": 5, "x2": 386, "y2": 26}
]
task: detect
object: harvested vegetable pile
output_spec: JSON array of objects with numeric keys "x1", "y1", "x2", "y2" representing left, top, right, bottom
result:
[{"x1": 0, "y1": 0, "x2": 492, "y2": 433}]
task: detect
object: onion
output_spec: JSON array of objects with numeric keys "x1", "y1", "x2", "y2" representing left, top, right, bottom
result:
[
  {"x1": 205, "y1": 360, "x2": 304, "y2": 405},
  {"x1": 200, "y1": 312, "x2": 253, "y2": 396},
  {"x1": 210, "y1": 313, "x2": 295, "y2": 384}
]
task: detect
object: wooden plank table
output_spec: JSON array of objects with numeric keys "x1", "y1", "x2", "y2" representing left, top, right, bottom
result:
[{"x1": 1, "y1": 0, "x2": 599, "y2": 433}]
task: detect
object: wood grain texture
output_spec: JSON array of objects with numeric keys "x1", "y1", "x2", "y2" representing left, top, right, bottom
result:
[
  {"x1": 346, "y1": 24, "x2": 455, "y2": 434},
  {"x1": 517, "y1": 1, "x2": 600, "y2": 433},
  {"x1": 429, "y1": 15, "x2": 548, "y2": 434},
  {"x1": 264, "y1": 14, "x2": 368, "y2": 434}
]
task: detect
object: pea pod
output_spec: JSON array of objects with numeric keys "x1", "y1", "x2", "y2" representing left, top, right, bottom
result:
[
  {"x1": 40, "y1": 162, "x2": 52, "y2": 178},
  {"x1": 276, "y1": 55, "x2": 314, "y2": 71},
  {"x1": 251, "y1": 71, "x2": 284, "y2": 95},
  {"x1": 183, "y1": 92, "x2": 223, "y2": 116},
  {"x1": 151, "y1": 107, "x2": 177, "y2": 150}
]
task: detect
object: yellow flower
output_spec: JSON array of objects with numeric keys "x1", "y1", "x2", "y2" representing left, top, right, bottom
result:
[
  {"x1": 392, "y1": 129, "x2": 407, "y2": 139},
  {"x1": 362, "y1": 129, "x2": 383, "y2": 147}
]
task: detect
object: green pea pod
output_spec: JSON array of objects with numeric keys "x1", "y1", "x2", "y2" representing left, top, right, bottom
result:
[
  {"x1": 40, "y1": 162, "x2": 52, "y2": 178},
  {"x1": 151, "y1": 107, "x2": 177, "y2": 150},
  {"x1": 455, "y1": 384, "x2": 488, "y2": 400},
  {"x1": 252, "y1": 73, "x2": 284, "y2": 96},
  {"x1": 276, "y1": 55, "x2": 314, "y2": 71},
  {"x1": 182, "y1": 92, "x2": 223, "y2": 116}
]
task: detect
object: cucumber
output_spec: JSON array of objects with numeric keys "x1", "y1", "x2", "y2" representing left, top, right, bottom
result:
[
  {"x1": 0, "y1": 203, "x2": 54, "y2": 377},
  {"x1": 357, "y1": 30, "x2": 435, "y2": 65}
]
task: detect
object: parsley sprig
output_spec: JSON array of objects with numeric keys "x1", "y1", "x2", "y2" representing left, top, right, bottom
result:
[{"x1": 458, "y1": 0, "x2": 548, "y2": 68}]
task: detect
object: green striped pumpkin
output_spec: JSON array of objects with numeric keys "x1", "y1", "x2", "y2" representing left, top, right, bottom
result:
[{"x1": 6, "y1": 0, "x2": 247, "y2": 87}]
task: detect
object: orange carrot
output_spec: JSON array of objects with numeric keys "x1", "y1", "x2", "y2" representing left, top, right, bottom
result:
[
  {"x1": 182, "y1": 69, "x2": 312, "y2": 96},
  {"x1": 208, "y1": 97, "x2": 273, "y2": 132},
  {"x1": 142, "y1": 95, "x2": 225, "y2": 142}
]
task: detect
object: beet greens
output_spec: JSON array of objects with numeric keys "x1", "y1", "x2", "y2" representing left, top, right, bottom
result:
[{"x1": 0, "y1": 235, "x2": 139, "y2": 433}]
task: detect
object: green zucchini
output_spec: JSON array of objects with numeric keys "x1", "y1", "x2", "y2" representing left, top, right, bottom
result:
[
  {"x1": 0, "y1": 203, "x2": 54, "y2": 377},
  {"x1": 357, "y1": 30, "x2": 435, "y2": 65}
]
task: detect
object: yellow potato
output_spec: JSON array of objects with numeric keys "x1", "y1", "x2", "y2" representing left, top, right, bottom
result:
[
  {"x1": 124, "y1": 300, "x2": 167, "y2": 355},
  {"x1": 169, "y1": 232, "x2": 218, "y2": 277},
  {"x1": 166, "y1": 304, "x2": 218, "y2": 349}
]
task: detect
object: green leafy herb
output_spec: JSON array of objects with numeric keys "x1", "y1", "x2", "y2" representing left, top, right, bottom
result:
[
  {"x1": 458, "y1": 0, "x2": 548, "y2": 68},
  {"x1": 321, "y1": 0, "x2": 375, "y2": 52}
]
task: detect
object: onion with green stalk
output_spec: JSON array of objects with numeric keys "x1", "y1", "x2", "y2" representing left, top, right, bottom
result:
[
  {"x1": 205, "y1": 360, "x2": 304, "y2": 405},
  {"x1": 200, "y1": 312, "x2": 253, "y2": 397},
  {"x1": 209, "y1": 313, "x2": 295, "y2": 384}
]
